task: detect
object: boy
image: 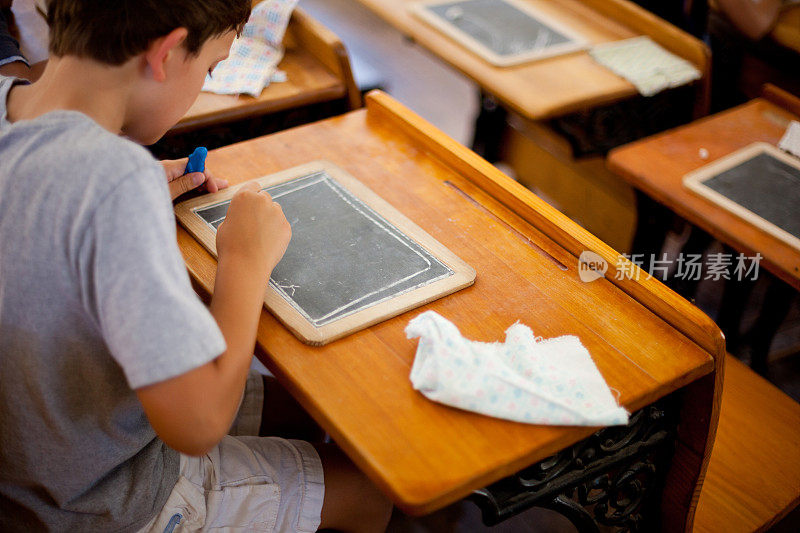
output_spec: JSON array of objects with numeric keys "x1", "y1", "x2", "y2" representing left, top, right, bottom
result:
[{"x1": 0, "y1": 1, "x2": 391, "y2": 531}]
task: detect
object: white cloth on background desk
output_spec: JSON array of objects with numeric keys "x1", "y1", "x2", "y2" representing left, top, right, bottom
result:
[
  {"x1": 202, "y1": 0, "x2": 298, "y2": 96},
  {"x1": 406, "y1": 311, "x2": 629, "y2": 426},
  {"x1": 589, "y1": 36, "x2": 702, "y2": 97}
]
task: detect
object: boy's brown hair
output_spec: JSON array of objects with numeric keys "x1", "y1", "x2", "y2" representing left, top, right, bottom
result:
[{"x1": 46, "y1": 0, "x2": 251, "y2": 65}]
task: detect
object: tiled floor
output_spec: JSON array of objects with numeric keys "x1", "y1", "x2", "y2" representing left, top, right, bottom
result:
[{"x1": 299, "y1": 0, "x2": 800, "y2": 530}]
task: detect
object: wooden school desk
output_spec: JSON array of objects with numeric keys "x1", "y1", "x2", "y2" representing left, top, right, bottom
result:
[
  {"x1": 352, "y1": 0, "x2": 709, "y2": 120},
  {"x1": 350, "y1": 0, "x2": 710, "y2": 253},
  {"x1": 176, "y1": 91, "x2": 724, "y2": 530},
  {"x1": 608, "y1": 84, "x2": 800, "y2": 292},
  {"x1": 171, "y1": 7, "x2": 361, "y2": 136},
  {"x1": 608, "y1": 85, "x2": 800, "y2": 376}
]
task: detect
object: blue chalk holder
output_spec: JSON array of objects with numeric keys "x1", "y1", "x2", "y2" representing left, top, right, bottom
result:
[{"x1": 185, "y1": 147, "x2": 208, "y2": 174}]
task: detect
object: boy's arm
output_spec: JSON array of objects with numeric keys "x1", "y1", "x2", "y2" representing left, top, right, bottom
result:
[{"x1": 136, "y1": 183, "x2": 290, "y2": 455}]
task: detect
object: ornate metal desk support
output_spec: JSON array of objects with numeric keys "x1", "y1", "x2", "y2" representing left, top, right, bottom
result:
[{"x1": 468, "y1": 401, "x2": 678, "y2": 532}]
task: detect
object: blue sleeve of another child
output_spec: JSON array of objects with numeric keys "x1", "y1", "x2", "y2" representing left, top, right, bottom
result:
[{"x1": 0, "y1": 9, "x2": 28, "y2": 67}]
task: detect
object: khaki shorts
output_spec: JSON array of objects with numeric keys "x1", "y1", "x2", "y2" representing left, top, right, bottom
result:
[{"x1": 138, "y1": 371, "x2": 324, "y2": 532}]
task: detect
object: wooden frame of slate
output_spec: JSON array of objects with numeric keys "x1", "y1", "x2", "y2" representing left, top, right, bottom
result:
[
  {"x1": 683, "y1": 142, "x2": 800, "y2": 252},
  {"x1": 175, "y1": 161, "x2": 476, "y2": 345},
  {"x1": 409, "y1": 0, "x2": 589, "y2": 67}
]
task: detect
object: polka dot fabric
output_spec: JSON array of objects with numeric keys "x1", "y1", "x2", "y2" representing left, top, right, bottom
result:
[{"x1": 406, "y1": 311, "x2": 629, "y2": 426}]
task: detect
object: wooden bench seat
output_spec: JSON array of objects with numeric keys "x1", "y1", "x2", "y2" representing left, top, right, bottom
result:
[{"x1": 694, "y1": 356, "x2": 800, "y2": 532}]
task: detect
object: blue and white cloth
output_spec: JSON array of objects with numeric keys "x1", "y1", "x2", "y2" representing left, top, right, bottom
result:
[
  {"x1": 202, "y1": 0, "x2": 298, "y2": 96},
  {"x1": 406, "y1": 311, "x2": 629, "y2": 426},
  {"x1": 589, "y1": 36, "x2": 702, "y2": 97}
]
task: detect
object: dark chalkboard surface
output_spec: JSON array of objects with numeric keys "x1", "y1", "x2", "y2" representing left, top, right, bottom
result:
[
  {"x1": 177, "y1": 161, "x2": 476, "y2": 345},
  {"x1": 195, "y1": 171, "x2": 454, "y2": 327},
  {"x1": 683, "y1": 143, "x2": 800, "y2": 250},
  {"x1": 411, "y1": 0, "x2": 587, "y2": 66}
]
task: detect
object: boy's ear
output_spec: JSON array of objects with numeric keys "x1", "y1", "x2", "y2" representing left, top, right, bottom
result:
[{"x1": 144, "y1": 28, "x2": 189, "y2": 82}]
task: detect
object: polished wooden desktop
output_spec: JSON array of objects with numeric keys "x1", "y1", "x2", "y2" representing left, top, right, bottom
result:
[{"x1": 176, "y1": 91, "x2": 724, "y2": 530}]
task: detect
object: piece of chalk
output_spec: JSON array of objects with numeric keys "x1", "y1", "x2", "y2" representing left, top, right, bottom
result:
[{"x1": 185, "y1": 147, "x2": 208, "y2": 174}]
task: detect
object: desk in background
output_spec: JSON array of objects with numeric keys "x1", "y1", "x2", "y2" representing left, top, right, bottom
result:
[
  {"x1": 157, "y1": 6, "x2": 361, "y2": 158},
  {"x1": 177, "y1": 91, "x2": 724, "y2": 530},
  {"x1": 608, "y1": 85, "x2": 800, "y2": 374},
  {"x1": 171, "y1": 7, "x2": 360, "y2": 136},
  {"x1": 351, "y1": 0, "x2": 710, "y2": 253}
]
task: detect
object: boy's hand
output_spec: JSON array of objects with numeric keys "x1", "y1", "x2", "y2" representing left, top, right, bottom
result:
[
  {"x1": 161, "y1": 158, "x2": 229, "y2": 200},
  {"x1": 216, "y1": 181, "x2": 291, "y2": 278}
]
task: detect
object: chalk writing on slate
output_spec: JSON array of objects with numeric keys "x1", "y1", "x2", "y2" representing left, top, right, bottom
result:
[
  {"x1": 423, "y1": 0, "x2": 575, "y2": 57},
  {"x1": 701, "y1": 152, "x2": 800, "y2": 239},
  {"x1": 194, "y1": 171, "x2": 454, "y2": 327}
]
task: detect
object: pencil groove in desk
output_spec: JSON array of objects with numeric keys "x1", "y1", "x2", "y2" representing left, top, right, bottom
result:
[{"x1": 443, "y1": 180, "x2": 568, "y2": 271}]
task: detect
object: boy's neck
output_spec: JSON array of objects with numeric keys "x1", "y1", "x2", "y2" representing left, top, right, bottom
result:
[{"x1": 6, "y1": 56, "x2": 136, "y2": 135}]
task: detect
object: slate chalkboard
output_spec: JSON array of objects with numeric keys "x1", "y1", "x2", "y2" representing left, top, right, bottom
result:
[
  {"x1": 176, "y1": 161, "x2": 476, "y2": 345},
  {"x1": 411, "y1": 0, "x2": 588, "y2": 66},
  {"x1": 683, "y1": 143, "x2": 800, "y2": 250}
]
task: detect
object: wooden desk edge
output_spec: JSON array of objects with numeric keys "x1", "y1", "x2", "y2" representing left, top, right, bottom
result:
[
  {"x1": 170, "y1": 86, "x2": 348, "y2": 137},
  {"x1": 763, "y1": 83, "x2": 800, "y2": 117},
  {"x1": 363, "y1": 90, "x2": 724, "y2": 529}
]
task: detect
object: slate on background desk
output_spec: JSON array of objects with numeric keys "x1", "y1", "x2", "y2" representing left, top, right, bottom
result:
[
  {"x1": 411, "y1": 0, "x2": 588, "y2": 66},
  {"x1": 683, "y1": 143, "x2": 800, "y2": 251}
]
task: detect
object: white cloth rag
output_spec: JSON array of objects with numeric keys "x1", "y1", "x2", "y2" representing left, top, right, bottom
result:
[
  {"x1": 589, "y1": 36, "x2": 702, "y2": 97},
  {"x1": 202, "y1": 0, "x2": 298, "y2": 96},
  {"x1": 406, "y1": 311, "x2": 629, "y2": 426},
  {"x1": 779, "y1": 121, "x2": 800, "y2": 159}
]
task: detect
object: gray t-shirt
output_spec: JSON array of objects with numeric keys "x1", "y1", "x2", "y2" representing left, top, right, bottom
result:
[{"x1": 0, "y1": 76, "x2": 226, "y2": 531}]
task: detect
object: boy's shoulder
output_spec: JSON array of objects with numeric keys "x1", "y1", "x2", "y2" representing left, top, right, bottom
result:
[
  {"x1": 2, "y1": 118, "x2": 164, "y2": 204},
  {"x1": 33, "y1": 111, "x2": 163, "y2": 188},
  {"x1": 0, "y1": 75, "x2": 163, "y2": 191}
]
